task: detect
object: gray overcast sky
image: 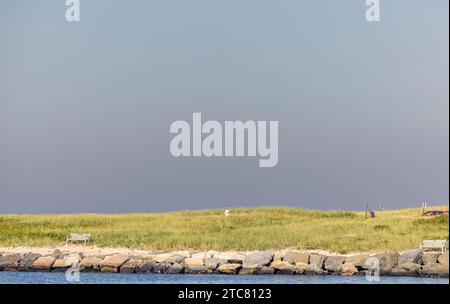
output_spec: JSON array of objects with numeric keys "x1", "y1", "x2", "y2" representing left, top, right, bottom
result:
[{"x1": 0, "y1": 0, "x2": 448, "y2": 213}]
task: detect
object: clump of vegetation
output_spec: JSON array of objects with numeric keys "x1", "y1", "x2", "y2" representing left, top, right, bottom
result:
[
  {"x1": 0, "y1": 206, "x2": 448, "y2": 253},
  {"x1": 413, "y1": 215, "x2": 449, "y2": 226},
  {"x1": 373, "y1": 224, "x2": 390, "y2": 231}
]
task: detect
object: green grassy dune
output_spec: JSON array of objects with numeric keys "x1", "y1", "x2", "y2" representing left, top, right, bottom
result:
[{"x1": 0, "y1": 207, "x2": 448, "y2": 254}]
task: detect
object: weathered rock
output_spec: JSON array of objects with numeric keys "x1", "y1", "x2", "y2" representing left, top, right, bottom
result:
[
  {"x1": 283, "y1": 251, "x2": 309, "y2": 265},
  {"x1": 32, "y1": 256, "x2": 56, "y2": 270},
  {"x1": 51, "y1": 260, "x2": 71, "y2": 271},
  {"x1": 258, "y1": 266, "x2": 275, "y2": 275},
  {"x1": 166, "y1": 263, "x2": 184, "y2": 274},
  {"x1": 153, "y1": 253, "x2": 174, "y2": 263},
  {"x1": 213, "y1": 253, "x2": 245, "y2": 264},
  {"x1": 390, "y1": 269, "x2": 417, "y2": 277},
  {"x1": 120, "y1": 259, "x2": 141, "y2": 273},
  {"x1": 0, "y1": 254, "x2": 21, "y2": 271},
  {"x1": 184, "y1": 257, "x2": 204, "y2": 268},
  {"x1": 100, "y1": 255, "x2": 129, "y2": 273},
  {"x1": 79, "y1": 257, "x2": 102, "y2": 272},
  {"x1": 204, "y1": 257, "x2": 227, "y2": 270},
  {"x1": 437, "y1": 253, "x2": 449, "y2": 269},
  {"x1": 422, "y1": 253, "x2": 439, "y2": 265},
  {"x1": 185, "y1": 266, "x2": 209, "y2": 274},
  {"x1": 217, "y1": 263, "x2": 242, "y2": 275},
  {"x1": 239, "y1": 266, "x2": 260, "y2": 275},
  {"x1": 398, "y1": 262, "x2": 421, "y2": 272},
  {"x1": 309, "y1": 253, "x2": 326, "y2": 268},
  {"x1": 324, "y1": 256, "x2": 346, "y2": 272},
  {"x1": 273, "y1": 251, "x2": 283, "y2": 262},
  {"x1": 52, "y1": 254, "x2": 81, "y2": 270},
  {"x1": 270, "y1": 261, "x2": 295, "y2": 275},
  {"x1": 3, "y1": 248, "x2": 440, "y2": 278},
  {"x1": 363, "y1": 253, "x2": 399, "y2": 274},
  {"x1": 420, "y1": 263, "x2": 449, "y2": 278},
  {"x1": 398, "y1": 249, "x2": 423, "y2": 265},
  {"x1": 164, "y1": 254, "x2": 187, "y2": 265},
  {"x1": 338, "y1": 263, "x2": 358, "y2": 276},
  {"x1": 305, "y1": 264, "x2": 327, "y2": 275},
  {"x1": 18, "y1": 253, "x2": 42, "y2": 271},
  {"x1": 153, "y1": 262, "x2": 171, "y2": 273},
  {"x1": 294, "y1": 262, "x2": 308, "y2": 274},
  {"x1": 345, "y1": 255, "x2": 369, "y2": 268},
  {"x1": 243, "y1": 251, "x2": 273, "y2": 268},
  {"x1": 80, "y1": 252, "x2": 103, "y2": 258},
  {"x1": 136, "y1": 260, "x2": 156, "y2": 273}
]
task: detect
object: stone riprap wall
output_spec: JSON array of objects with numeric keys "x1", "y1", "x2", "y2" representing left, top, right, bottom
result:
[{"x1": 0, "y1": 249, "x2": 448, "y2": 278}]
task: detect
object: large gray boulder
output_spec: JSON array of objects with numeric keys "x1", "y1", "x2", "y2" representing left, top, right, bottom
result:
[
  {"x1": 164, "y1": 254, "x2": 187, "y2": 265},
  {"x1": 258, "y1": 266, "x2": 275, "y2": 275},
  {"x1": 120, "y1": 259, "x2": 141, "y2": 273},
  {"x1": 283, "y1": 251, "x2": 309, "y2": 265},
  {"x1": 136, "y1": 260, "x2": 156, "y2": 273},
  {"x1": 391, "y1": 269, "x2": 419, "y2": 277},
  {"x1": 422, "y1": 253, "x2": 439, "y2": 265},
  {"x1": 32, "y1": 256, "x2": 56, "y2": 271},
  {"x1": 294, "y1": 262, "x2": 308, "y2": 275},
  {"x1": 213, "y1": 253, "x2": 245, "y2": 264},
  {"x1": 18, "y1": 253, "x2": 42, "y2": 271},
  {"x1": 270, "y1": 261, "x2": 296, "y2": 275},
  {"x1": 398, "y1": 249, "x2": 423, "y2": 265},
  {"x1": 52, "y1": 254, "x2": 81, "y2": 271},
  {"x1": 305, "y1": 264, "x2": 327, "y2": 275},
  {"x1": 153, "y1": 262, "x2": 171, "y2": 273},
  {"x1": 243, "y1": 251, "x2": 273, "y2": 268},
  {"x1": 363, "y1": 253, "x2": 399, "y2": 274},
  {"x1": 337, "y1": 263, "x2": 358, "y2": 276},
  {"x1": 100, "y1": 255, "x2": 129, "y2": 273},
  {"x1": 239, "y1": 265, "x2": 260, "y2": 275},
  {"x1": 309, "y1": 253, "x2": 326, "y2": 268},
  {"x1": 391, "y1": 262, "x2": 421, "y2": 277},
  {"x1": 398, "y1": 262, "x2": 421, "y2": 272},
  {"x1": 204, "y1": 257, "x2": 227, "y2": 270},
  {"x1": 166, "y1": 263, "x2": 184, "y2": 274},
  {"x1": 79, "y1": 257, "x2": 102, "y2": 272},
  {"x1": 184, "y1": 257, "x2": 204, "y2": 268},
  {"x1": 437, "y1": 253, "x2": 449, "y2": 269},
  {"x1": 345, "y1": 255, "x2": 369, "y2": 268},
  {"x1": 324, "y1": 256, "x2": 346, "y2": 272},
  {"x1": 0, "y1": 254, "x2": 21, "y2": 271},
  {"x1": 420, "y1": 263, "x2": 449, "y2": 278},
  {"x1": 217, "y1": 263, "x2": 242, "y2": 275},
  {"x1": 152, "y1": 253, "x2": 174, "y2": 263},
  {"x1": 185, "y1": 266, "x2": 209, "y2": 274}
]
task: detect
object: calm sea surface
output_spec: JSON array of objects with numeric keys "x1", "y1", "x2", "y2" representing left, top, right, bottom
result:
[{"x1": 0, "y1": 272, "x2": 448, "y2": 284}]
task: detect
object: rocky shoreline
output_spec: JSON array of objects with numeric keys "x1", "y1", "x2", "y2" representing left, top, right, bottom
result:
[{"x1": 0, "y1": 247, "x2": 448, "y2": 278}]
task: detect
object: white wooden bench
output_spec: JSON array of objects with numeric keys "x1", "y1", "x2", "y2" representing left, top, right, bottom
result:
[
  {"x1": 66, "y1": 233, "x2": 91, "y2": 245},
  {"x1": 420, "y1": 240, "x2": 447, "y2": 253}
]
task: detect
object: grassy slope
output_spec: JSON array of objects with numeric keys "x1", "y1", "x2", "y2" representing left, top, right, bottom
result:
[{"x1": 0, "y1": 207, "x2": 448, "y2": 253}]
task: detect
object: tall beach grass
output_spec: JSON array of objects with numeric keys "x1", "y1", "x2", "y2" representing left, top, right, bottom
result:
[{"x1": 0, "y1": 207, "x2": 448, "y2": 253}]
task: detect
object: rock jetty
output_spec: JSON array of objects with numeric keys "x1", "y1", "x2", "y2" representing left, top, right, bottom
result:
[{"x1": 0, "y1": 248, "x2": 448, "y2": 278}]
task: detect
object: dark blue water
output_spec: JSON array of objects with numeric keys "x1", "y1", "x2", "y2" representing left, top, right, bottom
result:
[{"x1": 0, "y1": 272, "x2": 448, "y2": 284}]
